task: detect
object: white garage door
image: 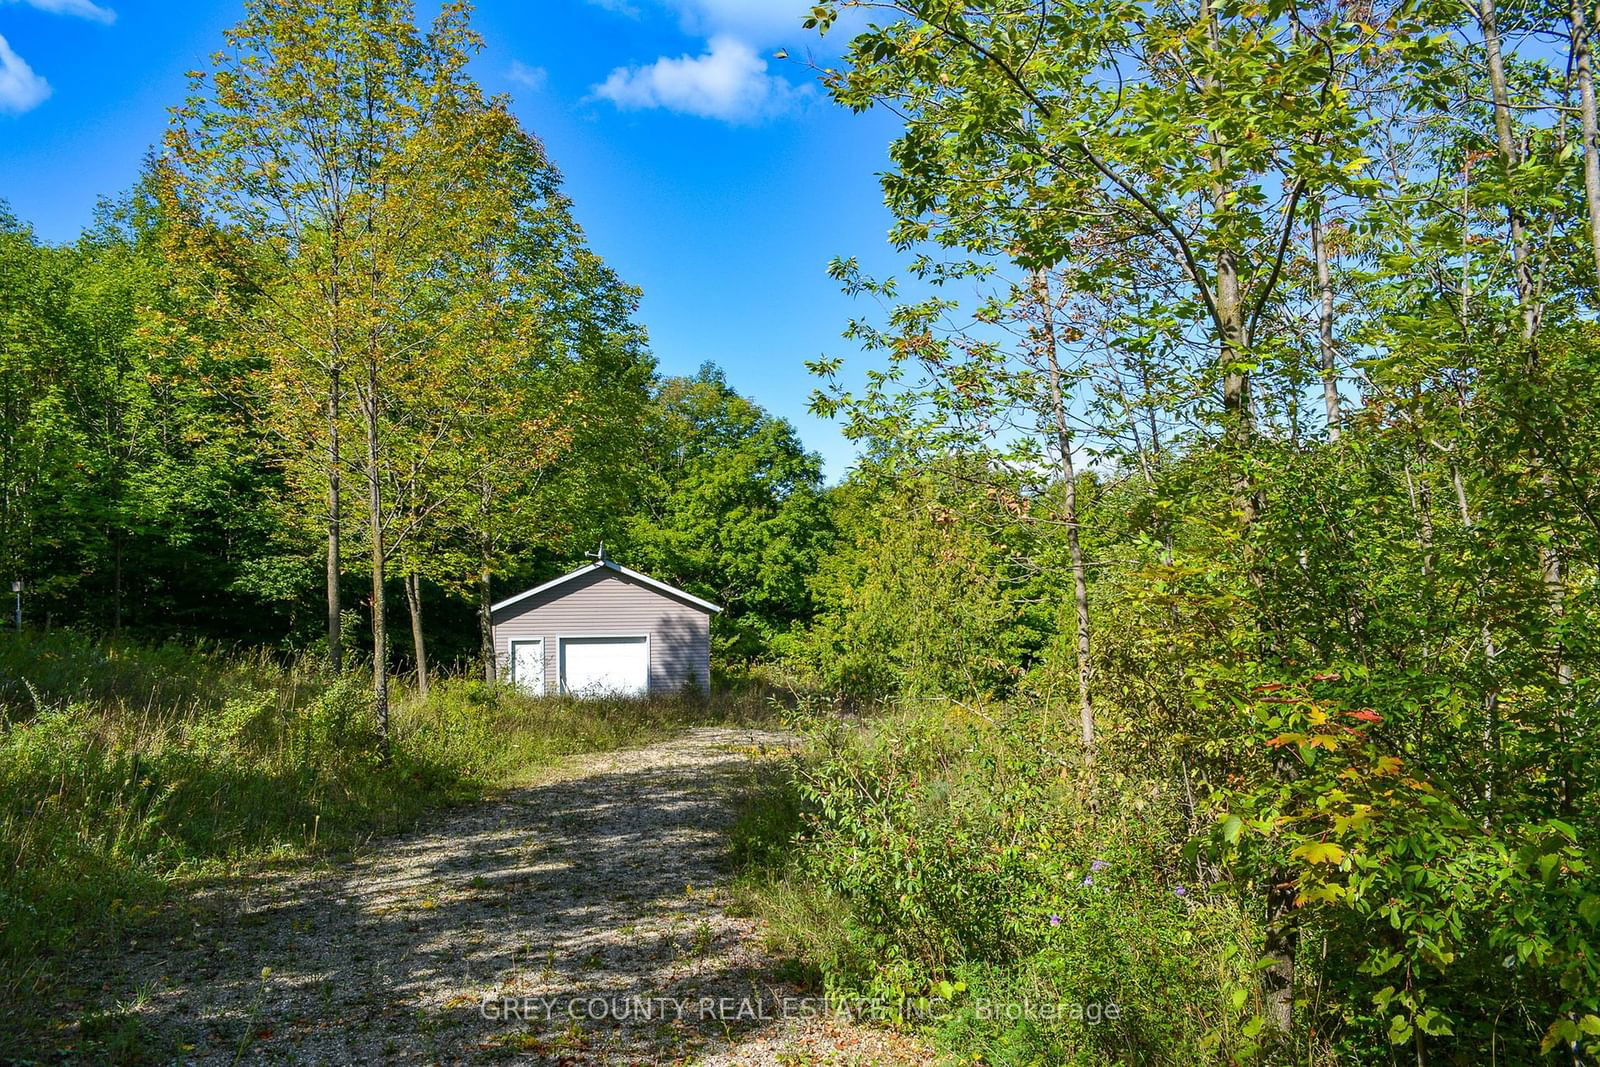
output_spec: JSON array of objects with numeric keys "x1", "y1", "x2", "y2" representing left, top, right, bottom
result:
[{"x1": 560, "y1": 636, "x2": 649, "y2": 697}]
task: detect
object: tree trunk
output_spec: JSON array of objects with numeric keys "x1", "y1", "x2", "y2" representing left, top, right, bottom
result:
[
  {"x1": 1205, "y1": 8, "x2": 1252, "y2": 467},
  {"x1": 1217, "y1": 248, "x2": 1252, "y2": 452},
  {"x1": 1479, "y1": 7, "x2": 1572, "y2": 706},
  {"x1": 1544, "y1": 9, "x2": 1582, "y2": 779},
  {"x1": 1312, "y1": 206, "x2": 1341, "y2": 442},
  {"x1": 1211, "y1": 184, "x2": 1257, "y2": 522},
  {"x1": 364, "y1": 378, "x2": 388, "y2": 755},
  {"x1": 1461, "y1": 154, "x2": 1472, "y2": 335},
  {"x1": 478, "y1": 471, "x2": 498, "y2": 684},
  {"x1": 479, "y1": 564, "x2": 496, "y2": 684},
  {"x1": 1204, "y1": 1, "x2": 1282, "y2": 1025},
  {"x1": 327, "y1": 371, "x2": 343, "y2": 669},
  {"x1": 404, "y1": 571, "x2": 428, "y2": 698},
  {"x1": 1577, "y1": 0, "x2": 1600, "y2": 282},
  {"x1": 1478, "y1": 0, "x2": 1538, "y2": 339},
  {"x1": 1032, "y1": 272, "x2": 1095, "y2": 761}
]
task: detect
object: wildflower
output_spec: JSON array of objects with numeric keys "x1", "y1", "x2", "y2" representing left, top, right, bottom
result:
[
  {"x1": 1049, "y1": 914, "x2": 1062, "y2": 928},
  {"x1": 1173, "y1": 885, "x2": 1187, "y2": 898},
  {"x1": 1081, "y1": 875, "x2": 1094, "y2": 887},
  {"x1": 1090, "y1": 860, "x2": 1109, "y2": 872}
]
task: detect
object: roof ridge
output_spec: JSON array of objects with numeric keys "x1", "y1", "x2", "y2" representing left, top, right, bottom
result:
[{"x1": 489, "y1": 559, "x2": 721, "y2": 616}]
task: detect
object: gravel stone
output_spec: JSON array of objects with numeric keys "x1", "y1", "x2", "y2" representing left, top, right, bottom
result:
[{"x1": 66, "y1": 727, "x2": 934, "y2": 1066}]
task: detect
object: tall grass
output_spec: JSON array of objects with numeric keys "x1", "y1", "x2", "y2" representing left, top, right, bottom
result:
[{"x1": 0, "y1": 629, "x2": 772, "y2": 1019}]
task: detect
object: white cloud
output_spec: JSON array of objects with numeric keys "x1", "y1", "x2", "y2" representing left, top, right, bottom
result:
[
  {"x1": 0, "y1": 33, "x2": 50, "y2": 115},
  {"x1": 8, "y1": 0, "x2": 116, "y2": 24},
  {"x1": 592, "y1": 35, "x2": 804, "y2": 122},
  {"x1": 509, "y1": 61, "x2": 548, "y2": 91}
]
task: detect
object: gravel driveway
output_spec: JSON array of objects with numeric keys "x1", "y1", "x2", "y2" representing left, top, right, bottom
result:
[{"x1": 65, "y1": 727, "x2": 932, "y2": 1065}]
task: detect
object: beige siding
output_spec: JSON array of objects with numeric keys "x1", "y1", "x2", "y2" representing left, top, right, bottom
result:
[{"x1": 491, "y1": 569, "x2": 712, "y2": 694}]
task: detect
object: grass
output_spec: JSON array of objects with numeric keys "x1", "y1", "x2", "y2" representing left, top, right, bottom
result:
[
  {"x1": 0, "y1": 628, "x2": 776, "y2": 1047},
  {"x1": 724, "y1": 734, "x2": 850, "y2": 992}
]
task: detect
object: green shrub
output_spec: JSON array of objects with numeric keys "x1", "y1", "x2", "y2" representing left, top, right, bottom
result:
[{"x1": 734, "y1": 700, "x2": 1267, "y2": 1065}]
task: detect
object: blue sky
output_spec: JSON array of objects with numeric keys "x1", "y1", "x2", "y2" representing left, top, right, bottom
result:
[{"x1": 0, "y1": 0, "x2": 905, "y2": 479}]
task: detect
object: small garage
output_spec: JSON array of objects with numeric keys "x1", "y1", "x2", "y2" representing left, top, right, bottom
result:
[{"x1": 490, "y1": 551, "x2": 719, "y2": 697}]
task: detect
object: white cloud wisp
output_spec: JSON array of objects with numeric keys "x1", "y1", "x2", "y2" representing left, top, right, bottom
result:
[
  {"x1": 508, "y1": 60, "x2": 548, "y2": 91},
  {"x1": 592, "y1": 35, "x2": 804, "y2": 123},
  {"x1": 9, "y1": 0, "x2": 116, "y2": 24},
  {"x1": 0, "y1": 33, "x2": 50, "y2": 114}
]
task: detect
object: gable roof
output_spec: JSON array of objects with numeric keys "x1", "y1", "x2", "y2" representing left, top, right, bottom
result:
[{"x1": 490, "y1": 560, "x2": 722, "y2": 617}]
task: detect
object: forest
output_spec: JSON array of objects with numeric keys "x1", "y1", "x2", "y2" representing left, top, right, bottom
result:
[{"x1": 3, "y1": 0, "x2": 1600, "y2": 1062}]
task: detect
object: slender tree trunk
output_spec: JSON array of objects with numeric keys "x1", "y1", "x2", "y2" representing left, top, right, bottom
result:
[
  {"x1": 478, "y1": 472, "x2": 498, "y2": 684},
  {"x1": 1461, "y1": 154, "x2": 1472, "y2": 333},
  {"x1": 479, "y1": 564, "x2": 496, "y2": 684},
  {"x1": 1262, "y1": 846, "x2": 1299, "y2": 1035},
  {"x1": 1205, "y1": 19, "x2": 1252, "y2": 468},
  {"x1": 1549, "y1": 8, "x2": 1584, "y2": 784},
  {"x1": 327, "y1": 372, "x2": 343, "y2": 669},
  {"x1": 1479, "y1": 6, "x2": 1572, "y2": 706},
  {"x1": 1577, "y1": 0, "x2": 1600, "y2": 282},
  {"x1": 1216, "y1": 195, "x2": 1290, "y2": 1045},
  {"x1": 1312, "y1": 206, "x2": 1341, "y2": 442},
  {"x1": 405, "y1": 571, "x2": 428, "y2": 698},
  {"x1": 1032, "y1": 272, "x2": 1095, "y2": 761},
  {"x1": 1211, "y1": 188, "x2": 1257, "y2": 520},
  {"x1": 1204, "y1": 2, "x2": 1283, "y2": 1026},
  {"x1": 1478, "y1": 0, "x2": 1538, "y2": 339},
  {"x1": 1217, "y1": 249, "x2": 1252, "y2": 451},
  {"x1": 364, "y1": 377, "x2": 388, "y2": 754},
  {"x1": 1451, "y1": 178, "x2": 1504, "y2": 821},
  {"x1": 1223, "y1": 280, "x2": 1290, "y2": 1027}
]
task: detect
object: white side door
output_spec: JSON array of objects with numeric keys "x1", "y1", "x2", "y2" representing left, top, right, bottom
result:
[
  {"x1": 509, "y1": 639, "x2": 545, "y2": 695},
  {"x1": 560, "y1": 636, "x2": 649, "y2": 697}
]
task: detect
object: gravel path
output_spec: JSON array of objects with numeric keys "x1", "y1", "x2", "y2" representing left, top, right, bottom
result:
[{"x1": 68, "y1": 727, "x2": 933, "y2": 1065}]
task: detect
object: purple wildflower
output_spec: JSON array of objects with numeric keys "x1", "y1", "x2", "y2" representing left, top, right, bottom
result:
[
  {"x1": 1173, "y1": 885, "x2": 1188, "y2": 898},
  {"x1": 1090, "y1": 860, "x2": 1109, "y2": 873},
  {"x1": 1049, "y1": 914, "x2": 1062, "y2": 928},
  {"x1": 1081, "y1": 875, "x2": 1094, "y2": 887}
]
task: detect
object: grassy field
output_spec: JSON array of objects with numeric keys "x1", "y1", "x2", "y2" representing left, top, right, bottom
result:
[{"x1": 0, "y1": 629, "x2": 774, "y2": 1029}]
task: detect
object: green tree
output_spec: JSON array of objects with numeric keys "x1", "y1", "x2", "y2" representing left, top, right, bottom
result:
[
  {"x1": 166, "y1": 0, "x2": 535, "y2": 744},
  {"x1": 622, "y1": 364, "x2": 830, "y2": 667},
  {"x1": 0, "y1": 193, "x2": 275, "y2": 640},
  {"x1": 796, "y1": 0, "x2": 1600, "y2": 1054},
  {"x1": 793, "y1": 470, "x2": 1029, "y2": 700}
]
